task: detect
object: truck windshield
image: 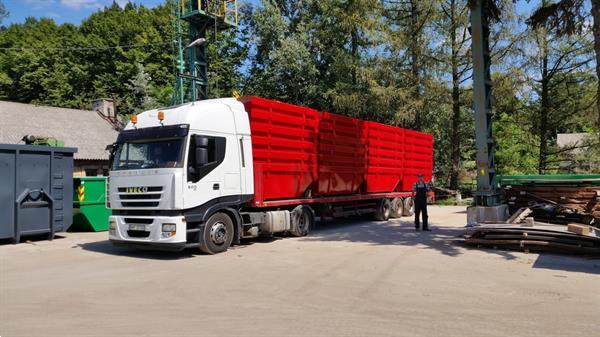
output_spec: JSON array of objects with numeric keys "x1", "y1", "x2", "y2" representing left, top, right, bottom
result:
[{"x1": 112, "y1": 138, "x2": 185, "y2": 170}]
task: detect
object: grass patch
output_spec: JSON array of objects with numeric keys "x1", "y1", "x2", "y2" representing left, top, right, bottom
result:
[{"x1": 435, "y1": 197, "x2": 473, "y2": 206}]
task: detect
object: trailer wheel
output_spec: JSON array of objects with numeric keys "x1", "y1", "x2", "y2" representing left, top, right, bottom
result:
[
  {"x1": 199, "y1": 212, "x2": 234, "y2": 254},
  {"x1": 390, "y1": 197, "x2": 404, "y2": 218},
  {"x1": 290, "y1": 205, "x2": 314, "y2": 237},
  {"x1": 374, "y1": 199, "x2": 392, "y2": 221},
  {"x1": 402, "y1": 197, "x2": 414, "y2": 216}
]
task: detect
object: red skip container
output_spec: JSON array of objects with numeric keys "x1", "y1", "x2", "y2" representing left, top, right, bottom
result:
[
  {"x1": 402, "y1": 129, "x2": 434, "y2": 190},
  {"x1": 242, "y1": 97, "x2": 319, "y2": 203},
  {"x1": 364, "y1": 121, "x2": 405, "y2": 193},
  {"x1": 316, "y1": 112, "x2": 366, "y2": 196}
]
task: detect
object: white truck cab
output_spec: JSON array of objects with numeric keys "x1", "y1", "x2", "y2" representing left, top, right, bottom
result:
[{"x1": 108, "y1": 98, "x2": 255, "y2": 252}]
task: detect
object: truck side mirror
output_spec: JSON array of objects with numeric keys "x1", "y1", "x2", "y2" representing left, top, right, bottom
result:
[
  {"x1": 106, "y1": 143, "x2": 117, "y2": 168},
  {"x1": 194, "y1": 135, "x2": 209, "y2": 147},
  {"x1": 195, "y1": 147, "x2": 208, "y2": 167}
]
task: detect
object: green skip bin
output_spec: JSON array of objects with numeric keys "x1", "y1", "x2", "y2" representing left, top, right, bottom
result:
[{"x1": 72, "y1": 177, "x2": 112, "y2": 232}]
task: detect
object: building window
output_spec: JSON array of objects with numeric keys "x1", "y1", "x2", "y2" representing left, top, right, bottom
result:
[{"x1": 85, "y1": 169, "x2": 98, "y2": 177}]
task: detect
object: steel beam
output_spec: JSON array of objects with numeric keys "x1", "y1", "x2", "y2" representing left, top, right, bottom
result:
[{"x1": 470, "y1": 0, "x2": 501, "y2": 206}]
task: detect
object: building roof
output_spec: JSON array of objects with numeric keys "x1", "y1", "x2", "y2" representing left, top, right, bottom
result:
[
  {"x1": 557, "y1": 133, "x2": 592, "y2": 155},
  {"x1": 0, "y1": 101, "x2": 119, "y2": 160}
]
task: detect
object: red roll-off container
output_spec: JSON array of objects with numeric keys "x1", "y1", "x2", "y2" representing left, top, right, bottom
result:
[
  {"x1": 242, "y1": 97, "x2": 319, "y2": 203},
  {"x1": 364, "y1": 121, "x2": 405, "y2": 193},
  {"x1": 316, "y1": 112, "x2": 366, "y2": 196},
  {"x1": 402, "y1": 129, "x2": 434, "y2": 190}
]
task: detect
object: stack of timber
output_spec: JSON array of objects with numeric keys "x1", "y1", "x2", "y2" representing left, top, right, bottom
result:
[
  {"x1": 498, "y1": 174, "x2": 600, "y2": 225},
  {"x1": 464, "y1": 223, "x2": 600, "y2": 255}
]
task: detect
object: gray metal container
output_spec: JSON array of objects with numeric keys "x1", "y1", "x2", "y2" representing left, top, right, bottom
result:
[{"x1": 0, "y1": 144, "x2": 77, "y2": 243}]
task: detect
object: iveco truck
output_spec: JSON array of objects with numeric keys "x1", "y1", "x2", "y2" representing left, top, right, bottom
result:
[{"x1": 107, "y1": 96, "x2": 433, "y2": 254}]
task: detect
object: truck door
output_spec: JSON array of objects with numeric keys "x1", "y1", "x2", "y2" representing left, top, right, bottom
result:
[
  {"x1": 238, "y1": 135, "x2": 253, "y2": 195},
  {"x1": 185, "y1": 134, "x2": 227, "y2": 206}
]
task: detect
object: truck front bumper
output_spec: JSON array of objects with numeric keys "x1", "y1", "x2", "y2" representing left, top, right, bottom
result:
[{"x1": 108, "y1": 214, "x2": 188, "y2": 249}]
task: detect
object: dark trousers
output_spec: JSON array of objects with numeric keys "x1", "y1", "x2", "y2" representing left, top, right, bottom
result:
[{"x1": 414, "y1": 201, "x2": 428, "y2": 229}]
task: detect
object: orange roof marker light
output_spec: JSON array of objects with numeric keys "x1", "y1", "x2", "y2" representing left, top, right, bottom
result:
[
  {"x1": 158, "y1": 111, "x2": 165, "y2": 122},
  {"x1": 131, "y1": 114, "x2": 138, "y2": 124}
]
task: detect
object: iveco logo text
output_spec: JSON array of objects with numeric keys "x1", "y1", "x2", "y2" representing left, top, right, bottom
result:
[{"x1": 126, "y1": 186, "x2": 148, "y2": 193}]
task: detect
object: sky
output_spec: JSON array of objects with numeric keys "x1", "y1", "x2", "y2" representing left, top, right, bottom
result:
[{"x1": 3, "y1": 0, "x2": 537, "y2": 26}]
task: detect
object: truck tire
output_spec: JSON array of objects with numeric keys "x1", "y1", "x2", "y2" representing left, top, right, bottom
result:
[
  {"x1": 290, "y1": 205, "x2": 314, "y2": 237},
  {"x1": 390, "y1": 197, "x2": 404, "y2": 218},
  {"x1": 199, "y1": 212, "x2": 234, "y2": 254},
  {"x1": 374, "y1": 199, "x2": 392, "y2": 221},
  {"x1": 402, "y1": 197, "x2": 414, "y2": 216}
]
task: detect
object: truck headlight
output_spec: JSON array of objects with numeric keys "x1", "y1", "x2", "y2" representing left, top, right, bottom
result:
[
  {"x1": 162, "y1": 223, "x2": 176, "y2": 232},
  {"x1": 161, "y1": 223, "x2": 177, "y2": 238},
  {"x1": 109, "y1": 219, "x2": 116, "y2": 235}
]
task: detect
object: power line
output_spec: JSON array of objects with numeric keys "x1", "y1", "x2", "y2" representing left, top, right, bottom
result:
[{"x1": 0, "y1": 42, "x2": 172, "y2": 51}]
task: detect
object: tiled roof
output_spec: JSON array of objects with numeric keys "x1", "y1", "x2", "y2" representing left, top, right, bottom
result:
[{"x1": 0, "y1": 101, "x2": 119, "y2": 160}]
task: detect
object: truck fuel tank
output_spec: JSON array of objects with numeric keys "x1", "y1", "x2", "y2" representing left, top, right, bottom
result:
[{"x1": 260, "y1": 210, "x2": 291, "y2": 234}]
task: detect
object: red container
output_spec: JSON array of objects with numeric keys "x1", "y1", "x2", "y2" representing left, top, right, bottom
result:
[
  {"x1": 364, "y1": 121, "x2": 405, "y2": 193},
  {"x1": 242, "y1": 97, "x2": 319, "y2": 203},
  {"x1": 242, "y1": 96, "x2": 433, "y2": 204},
  {"x1": 316, "y1": 112, "x2": 366, "y2": 196},
  {"x1": 402, "y1": 129, "x2": 434, "y2": 190}
]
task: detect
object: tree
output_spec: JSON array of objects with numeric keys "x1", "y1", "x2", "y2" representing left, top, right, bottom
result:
[
  {"x1": 0, "y1": 3, "x2": 176, "y2": 114},
  {"x1": 383, "y1": 0, "x2": 439, "y2": 129},
  {"x1": 525, "y1": 13, "x2": 594, "y2": 173},
  {"x1": 0, "y1": 0, "x2": 8, "y2": 25},
  {"x1": 528, "y1": 0, "x2": 600, "y2": 129},
  {"x1": 435, "y1": 0, "x2": 471, "y2": 189},
  {"x1": 243, "y1": 0, "x2": 321, "y2": 106}
]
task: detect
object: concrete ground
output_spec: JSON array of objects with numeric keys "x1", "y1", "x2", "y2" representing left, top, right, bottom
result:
[{"x1": 1, "y1": 205, "x2": 599, "y2": 337}]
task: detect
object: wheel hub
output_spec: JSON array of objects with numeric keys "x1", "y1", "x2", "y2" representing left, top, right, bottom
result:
[{"x1": 209, "y1": 222, "x2": 228, "y2": 245}]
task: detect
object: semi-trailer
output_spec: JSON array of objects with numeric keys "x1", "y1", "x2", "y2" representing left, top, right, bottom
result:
[{"x1": 107, "y1": 96, "x2": 433, "y2": 254}]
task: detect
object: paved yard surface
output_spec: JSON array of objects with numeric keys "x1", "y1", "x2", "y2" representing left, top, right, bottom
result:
[{"x1": 1, "y1": 206, "x2": 599, "y2": 337}]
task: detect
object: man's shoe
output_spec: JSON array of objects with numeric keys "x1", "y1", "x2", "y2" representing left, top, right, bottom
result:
[
  {"x1": 415, "y1": 227, "x2": 420, "y2": 231},
  {"x1": 423, "y1": 228, "x2": 431, "y2": 231}
]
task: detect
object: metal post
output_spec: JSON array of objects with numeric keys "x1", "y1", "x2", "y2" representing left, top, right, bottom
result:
[
  {"x1": 470, "y1": 0, "x2": 501, "y2": 206},
  {"x1": 467, "y1": 0, "x2": 507, "y2": 224}
]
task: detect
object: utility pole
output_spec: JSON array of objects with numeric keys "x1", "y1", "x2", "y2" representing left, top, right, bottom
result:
[
  {"x1": 467, "y1": 0, "x2": 508, "y2": 224},
  {"x1": 172, "y1": 0, "x2": 238, "y2": 104}
]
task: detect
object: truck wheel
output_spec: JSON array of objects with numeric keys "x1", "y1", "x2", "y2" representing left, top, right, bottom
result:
[
  {"x1": 390, "y1": 197, "x2": 404, "y2": 218},
  {"x1": 290, "y1": 205, "x2": 314, "y2": 237},
  {"x1": 374, "y1": 199, "x2": 392, "y2": 221},
  {"x1": 402, "y1": 197, "x2": 415, "y2": 216},
  {"x1": 199, "y1": 212, "x2": 234, "y2": 254}
]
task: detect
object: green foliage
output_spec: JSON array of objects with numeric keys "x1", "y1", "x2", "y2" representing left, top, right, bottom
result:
[{"x1": 0, "y1": 4, "x2": 170, "y2": 114}]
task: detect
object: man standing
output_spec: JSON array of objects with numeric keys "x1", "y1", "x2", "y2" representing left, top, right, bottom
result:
[{"x1": 412, "y1": 173, "x2": 431, "y2": 231}]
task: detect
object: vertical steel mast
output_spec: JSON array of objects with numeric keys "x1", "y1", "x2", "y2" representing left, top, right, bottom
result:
[
  {"x1": 470, "y1": 0, "x2": 501, "y2": 206},
  {"x1": 467, "y1": 0, "x2": 507, "y2": 224},
  {"x1": 172, "y1": 0, "x2": 238, "y2": 104}
]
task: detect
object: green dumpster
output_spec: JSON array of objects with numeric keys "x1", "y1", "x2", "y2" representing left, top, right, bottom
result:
[{"x1": 72, "y1": 177, "x2": 112, "y2": 231}]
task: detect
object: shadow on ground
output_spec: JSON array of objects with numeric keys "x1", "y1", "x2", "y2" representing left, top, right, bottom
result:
[
  {"x1": 303, "y1": 217, "x2": 467, "y2": 257},
  {"x1": 78, "y1": 240, "x2": 196, "y2": 260},
  {"x1": 78, "y1": 236, "x2": 281, "y2": 260},
  {"x1": 533, "y1": 253, "x2": 600, "y2": 275},
  {"x1": 0, "y1": 234, "x2": 67, "y2": 246}
]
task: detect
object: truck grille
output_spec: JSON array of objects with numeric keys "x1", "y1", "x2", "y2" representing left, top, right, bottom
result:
[
  {"x1": 117, "y1": 186, "x2": 163, "y2": 208},
  {"x1": 127, "y1": 230, "x2": 151, "y2": 238}
]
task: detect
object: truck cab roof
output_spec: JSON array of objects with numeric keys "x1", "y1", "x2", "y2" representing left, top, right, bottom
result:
[{"x1": 124, "y1": 98, "x2": 250, "y2": 136}]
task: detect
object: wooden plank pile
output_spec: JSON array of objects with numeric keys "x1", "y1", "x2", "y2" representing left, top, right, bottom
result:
[
  {"x1": 464, "y1": 223, "x2": 600, "y2": 255},
  {"x1": 465, "y1": 175, "x2": 600, "y2": 255},
  {"x1": 503, "y1": 185, "x2": 600, "y2": 220}
]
